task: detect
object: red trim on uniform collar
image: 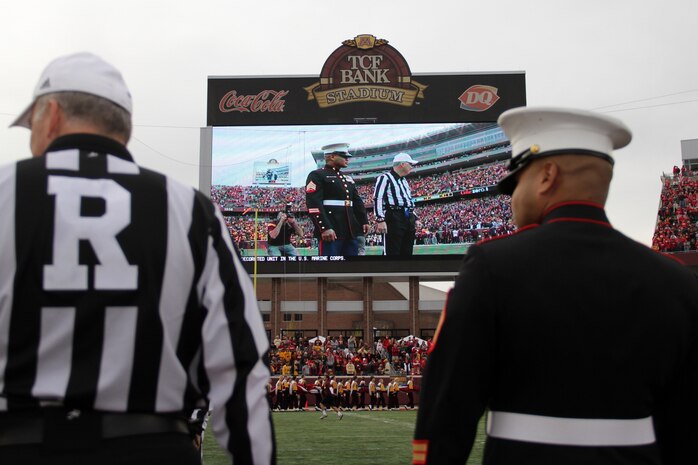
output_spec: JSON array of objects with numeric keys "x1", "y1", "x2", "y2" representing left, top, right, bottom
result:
[
  {"x1": 546, "y1": 217, "x2": 612, "y2": 228},
  {"x1": 476, "y1": 222, "x2": 539, "y2": 246},
  {"x1": 659, "y1": 252, "x2": 687, "y2": 265},
  {"x1": 541, "y1": 200, "x2": 604, "y2": 219},
  {"x1": 541, "y1": 201, "x2": 610, "y2": 226}
]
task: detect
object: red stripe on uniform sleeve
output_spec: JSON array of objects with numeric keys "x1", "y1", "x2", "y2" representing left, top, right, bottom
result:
[
  {"x1": 412, "y1": 439, "x2": 429, "y2": 464},
  {"x1": 428, "y1": 292, "x2": 449, "y2": 354}
]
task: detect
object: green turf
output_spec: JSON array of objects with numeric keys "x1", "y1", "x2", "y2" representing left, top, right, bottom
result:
[
  {"x1": 240, "y1": 243, "x2": 471, "y2": 257},
  {"x1": 202, "y1": 410, "x2": 486, "y2": 464}
]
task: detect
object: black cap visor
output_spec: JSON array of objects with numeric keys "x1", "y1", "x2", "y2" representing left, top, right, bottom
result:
[
  {"x1": 497, "y1": 169, "x2": 521, "y2": 196},
  {"x1": 497, "y1": 148, "x2": 614, "y2": 196},
  {"x1": 496, "y1": 148, "x2": 535, "y2": 195}
]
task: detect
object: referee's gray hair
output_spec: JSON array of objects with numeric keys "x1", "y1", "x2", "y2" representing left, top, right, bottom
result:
[{"x1": 36, "y1": 91, "x2": 132, "y2": 142}]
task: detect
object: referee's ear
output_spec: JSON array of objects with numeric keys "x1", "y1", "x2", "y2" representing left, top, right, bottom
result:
[{"x1": 30, "y1": 97, "x2": 65, "y2": 157}]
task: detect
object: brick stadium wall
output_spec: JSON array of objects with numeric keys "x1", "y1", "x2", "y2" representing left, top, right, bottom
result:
[{"x1": 257, "y1": 278, "x2": 444, "y2": 336}]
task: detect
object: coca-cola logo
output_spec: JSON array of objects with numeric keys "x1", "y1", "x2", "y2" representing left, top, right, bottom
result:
[
  {"x1": 458, "y1": 85, "x2": 500, "y2": 112},
  {"x1": 219, "y1": 90, "x2": 289, "y2": 113}
]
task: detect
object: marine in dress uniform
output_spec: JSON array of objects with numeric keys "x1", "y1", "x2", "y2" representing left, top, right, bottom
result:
[
  {"x1": 413, "y1": 107, "x2": 698, "y2": 465},
  {"x1": 305, "y1": 143, "x2": 369, "y2": 256}
]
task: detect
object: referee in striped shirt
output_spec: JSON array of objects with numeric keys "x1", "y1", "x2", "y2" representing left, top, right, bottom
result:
[
  {"x1": 0, "y1": 53, "x2": 274, "y2": 465},
  {"x1": 374, "y1": 153, "x2": 419, "y2": 256}
]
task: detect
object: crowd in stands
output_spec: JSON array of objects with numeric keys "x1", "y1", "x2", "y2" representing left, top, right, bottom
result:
[
  {"x1": 211, "y1": 163, "x2": 506, "y2": 211},
  {"x1": 211, "y1": 185, "x2": 305, "y2": 212},
  {"x1": 410, "y1": 163, "x2": 507, "y2": 197},
  {"x1": 222, "y1": 194, "x2": 515, "y2": 249},
  {"x1": 414, "y1": 196, "x2": 515, "y2": 244},
  {"x1": 213, "y1": 162, "x2": 515, "y2": 248},
  {"x1": 268, "y1": 334, "x2": 430, "y2": 378},
  {"x1": 406, "y1": 142, "x2": 509, "y2": 173},
  {"x1": 354, "y1": 162, "x2": 506, "y2": 201},
  {"x1": 323, "y1": 138, "x2": 509, "y2": 177},
  {"x1": 223, "y1": 214, "x2": 315, "y2": 250},
  {"x1": 652, "y1": 167, "x2": 698, "y2": 252}
]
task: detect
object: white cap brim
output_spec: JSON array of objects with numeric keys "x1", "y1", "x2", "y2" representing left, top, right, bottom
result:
[{"x1": 9, "y1": 104, "x2": 33, "y2": 128}]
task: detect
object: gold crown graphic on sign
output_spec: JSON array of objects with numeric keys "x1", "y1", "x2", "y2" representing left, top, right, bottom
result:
[{"x1": 342, "y1": 34, "x2": 389, "y2": 50}]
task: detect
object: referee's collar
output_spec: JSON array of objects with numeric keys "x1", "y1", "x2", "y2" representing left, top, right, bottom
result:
[
  {"x1": 44, "y1": 134, "x2": 134, "y2": 162},
  {"x1": 390, "y1": 168, "x2": 404, "y2": 179}
]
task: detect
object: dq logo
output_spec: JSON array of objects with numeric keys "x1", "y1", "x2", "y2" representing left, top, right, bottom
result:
[
  {"x1": 458, "y1": 85, "x2": 500, "y2": 112},
  {"x1": 304, "y1": 34, "x2": 427, "y2": 108}
]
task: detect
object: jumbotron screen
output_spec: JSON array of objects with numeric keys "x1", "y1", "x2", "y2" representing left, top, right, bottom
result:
[
  {"x1": 205, "y1": 63, "x2": 525, "y2": 275},
  {"x1": 209, "y1": 122, "x2": 514, "y2": 275}
]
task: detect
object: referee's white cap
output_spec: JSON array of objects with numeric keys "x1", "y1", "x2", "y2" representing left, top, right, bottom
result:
[
  {"x1": 11, "y1": 52, "x2": 133, "y2": 128},
  {"x1": 393, "y1": 153, "x2": 418, "y2": 165}
]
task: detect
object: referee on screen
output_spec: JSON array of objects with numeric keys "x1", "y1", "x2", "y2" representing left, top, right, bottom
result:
[
  {"x1": 374, "y1": 152, "x2": 419, "y2": 256},
  {"x1": 0, "y1": 53, "x2": 274, "y2": 465}
]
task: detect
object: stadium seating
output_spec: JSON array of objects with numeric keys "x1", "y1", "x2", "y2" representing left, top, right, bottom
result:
[
  {"x1": 268, "y1": 334, "x2": 429, "y2": 377},
  {"x1": 211, "y1": 162, "x2": 507, "y2": 211},
  {"x1": 652, "y1": 172, "x2": 698, "y2": 252},
  {"x1": 214, "y1": 162, "x2": 515, "y2": 248}
]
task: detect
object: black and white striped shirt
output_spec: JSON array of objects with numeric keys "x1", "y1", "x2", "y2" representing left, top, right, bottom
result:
[
  {"x1": 0, "y1": 134, "x2": 273, "y2": 464},
  {"x1": 373, "y1": 169, "x2": 415, "y2": 221}
]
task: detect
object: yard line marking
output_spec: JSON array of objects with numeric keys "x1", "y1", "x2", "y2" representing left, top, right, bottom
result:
[{"x1": 342, "y1": 412, "x2": 416, "y2": 428}]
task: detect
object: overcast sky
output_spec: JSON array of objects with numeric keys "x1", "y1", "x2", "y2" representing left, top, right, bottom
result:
[{"x1": 1, "y1": 0, "x2": 697, "y2": 246}]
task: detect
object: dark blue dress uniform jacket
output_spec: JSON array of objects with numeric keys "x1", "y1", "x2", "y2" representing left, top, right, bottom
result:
[
  {"x1": 305, "y1": 166, "x2": 368, "y2": 240},
  {"x1": 414, "y1": 202, "x2": 698, "y2": 465}
]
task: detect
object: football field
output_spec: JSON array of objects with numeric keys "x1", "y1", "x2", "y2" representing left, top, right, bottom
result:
[
  {"x1": 202, "y1": 410, "x2": 486, "y2": 464},
  {"x1": 240, "y1": 243, "x2": 471, "y2": 257}
]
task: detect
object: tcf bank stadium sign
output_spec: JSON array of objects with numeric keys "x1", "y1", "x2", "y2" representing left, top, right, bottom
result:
[
  {"x1": 206, "y1": 36, "x2": 526, "y2": 126},
  {"x1": 304, "y1": 34, "x2": 427, "y2": 108}
]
